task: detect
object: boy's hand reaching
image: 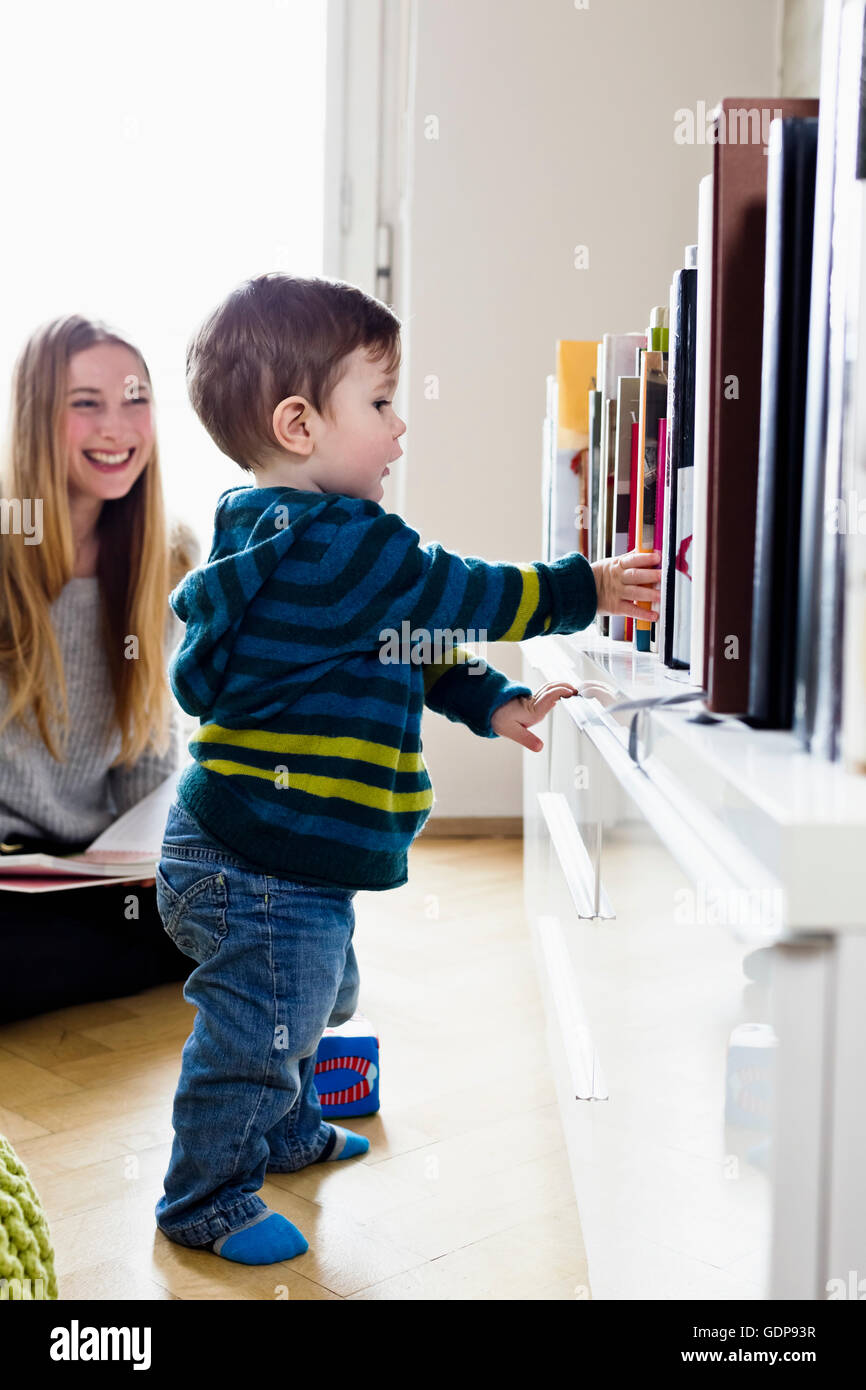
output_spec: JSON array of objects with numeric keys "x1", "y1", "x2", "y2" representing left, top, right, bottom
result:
[
  {"x1": 490, "y1": 682, "x2": 580, "y2": 752},
  {"x1": 489, "y1": 549, "x2": 663, "y2": 751},
  {"x1": 590, "y1": 548, "x2": 662, "y2": 619}
]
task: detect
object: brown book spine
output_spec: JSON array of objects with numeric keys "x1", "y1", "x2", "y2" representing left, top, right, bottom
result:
[{"x1": 704, "y1": 97, "x2": 820, "y2": 712}]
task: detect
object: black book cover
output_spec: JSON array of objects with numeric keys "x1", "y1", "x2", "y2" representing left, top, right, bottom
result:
[{"x1": 748, "y1": 117, "x2": 819, "y2": 728}]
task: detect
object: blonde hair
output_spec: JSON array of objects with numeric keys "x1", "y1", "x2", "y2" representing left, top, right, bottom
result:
[{"x1": 0, "y1": 314, "x2": 195, "y2": 767}]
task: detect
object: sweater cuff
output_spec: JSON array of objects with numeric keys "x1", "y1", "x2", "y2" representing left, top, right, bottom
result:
[
  {"x1": 424, "y1": 660, "x2": 532, "y2": 739},
  {"x1": 482, "y1": 679, "x2": 533, "y2": 738},
  {"x1": 535, "y1": 551, "x2": 598, "y2": 632}
]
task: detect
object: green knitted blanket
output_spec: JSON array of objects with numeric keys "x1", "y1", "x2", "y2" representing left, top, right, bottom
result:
[{"x1": 0, "y1": 1134, "x2": 58, "y2": 1300}]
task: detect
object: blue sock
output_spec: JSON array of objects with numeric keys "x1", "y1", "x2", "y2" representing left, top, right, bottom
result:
[
  {"x1": 315, "y1": 1123, "x2": 369, "y2": 1162},
  {"x1": 207, "y1": 1210, "x2": 308, "y2": 1265}
]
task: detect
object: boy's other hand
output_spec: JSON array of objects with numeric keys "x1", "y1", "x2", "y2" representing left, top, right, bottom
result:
[
  {"x1": 490, "y1": 682, "x2": 580, "y2": 751},
  {"x1": 590, "y1": 548, "x2": 662, "y2": 619}
]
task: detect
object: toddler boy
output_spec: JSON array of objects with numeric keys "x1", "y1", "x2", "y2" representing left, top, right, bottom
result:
[{"x1": 154, "y1": 272, "x2": 661, "y2": 1264}]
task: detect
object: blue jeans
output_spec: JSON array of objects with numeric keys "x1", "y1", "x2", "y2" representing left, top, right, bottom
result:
[{"x1": 153, "y1": 799, "x2": 359, "y2": 1249}]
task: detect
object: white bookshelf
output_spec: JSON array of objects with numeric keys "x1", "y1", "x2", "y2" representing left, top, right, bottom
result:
[{"x1": 521, "y1": 626, "x2": 866, "y2": 1300}]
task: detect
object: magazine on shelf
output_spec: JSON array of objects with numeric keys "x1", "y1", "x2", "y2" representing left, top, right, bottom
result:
[
  {"x1": 551, "y1": 340, "x2": 597, "y2": 560},
  {"x1": 610, "y1": 375, "x2": 641, "y2": 641},
  {"x1": 597, "y1": 332, "x2": 645, "y2": 637}
]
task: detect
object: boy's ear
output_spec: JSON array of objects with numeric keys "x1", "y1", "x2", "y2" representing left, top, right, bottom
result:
[{"x1": 272, "y1": 395, "x2": 315, "y2": 455}]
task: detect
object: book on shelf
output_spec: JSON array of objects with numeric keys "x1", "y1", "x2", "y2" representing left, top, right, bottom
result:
[
  {"x1": 600, "y1": 397, "x2": 617, "y2": 634},
  {"x1": 646, "y1": 306, "x2": 669, "y2": 655},
  {"x1": 701, "y1": 95, "x2": 819, "y2": 714},
  {"x1": 652, "y1": 415, "x2": 667, "y2": 657},
  {"x1": 633, "y1": 347, "x2": 668, "y2": 652},
  {"x1": 653, "y1": 417, "x2": 667, "y2": 560},
  {"x1": 656, "y1": 278, "x2": 676, "y2": 666},
  {"x1": 588, "y1": 383, "x2": 603, "y2": 563},
  {"x1": 841, "y1": 12, "x2": 866, "y2": 773},
  {"x1": 794, "y1": 0, "x2": 846, "y2": 752},
  {"x1": 689, "y1": 172, "x2": 714, "y2": 693},
  {"x1": 647, "y1": 304, "x2": 669, "y2": 357},
  {"x1": 748, "y1": 116, "x2": 819, "y2": 728},
  {"x1": 672, "y1": 455, "x2": 695, "y2": 671},
  {"x1": 626, "y1": 415, "x2": 641, "y2": 643},
  {"x1": 659, "y1": 251, "x2": 697, "y2": 671},
  {"x1": 808, "y1": 0, "x2": 866, "y2": 761},
  {"x1": 547, "y1": 341, "x2": 597, "y2": 562},
  {"x1": 596, "y1": 332, "x2": 646, "y2": 636},
  {"x1": 0, "y1": 770, "x2": 180, "y2": 894},
  {"x1": 611, "y1": 375, "x2": 641, "y2": 642}
]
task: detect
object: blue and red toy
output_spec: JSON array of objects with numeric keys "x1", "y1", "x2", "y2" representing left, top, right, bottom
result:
[{"x1": 314, "y1": 1012, "x2": 380, "y2": 1118}]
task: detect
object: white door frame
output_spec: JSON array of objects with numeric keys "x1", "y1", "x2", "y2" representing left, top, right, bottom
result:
[
  {"x1": 323, "y1": 0, "x2": 415, "y2": 514},
  {"x1": 323, "y1": 0, "x2": 414, "y2": 314}
]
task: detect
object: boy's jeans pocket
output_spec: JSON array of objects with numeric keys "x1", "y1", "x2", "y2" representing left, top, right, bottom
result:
[{"x1": 155, "y1": 858, "x2": 229, "y2": 965}]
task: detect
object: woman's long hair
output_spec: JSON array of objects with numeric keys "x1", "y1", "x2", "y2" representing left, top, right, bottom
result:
[{"x1": 0, "y1": 315, "x2": 195, "y2": 766}]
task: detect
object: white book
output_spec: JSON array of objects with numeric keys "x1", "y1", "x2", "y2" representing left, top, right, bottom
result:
[
  {"x1": 599, "y1": 332, "x2": 646, "y2": 405},
  {"x1": 597, "y1": 333, "x2": 645, "y2": 633},
  {"x1": 0, "y1": 770, "x2": 180, "y2": 892},
  {"x1": 547, "y1": 375, "x2": 584, "y2": 561},
  {"x1": 610, "y1": 376, "x2": 641, "y2": 641},
  {"x1": 840, "y1": 8, "x2": 866, "y2": 771},
  {"x1": 814, "y1": 0, "x2": 866, "y2": 762}
]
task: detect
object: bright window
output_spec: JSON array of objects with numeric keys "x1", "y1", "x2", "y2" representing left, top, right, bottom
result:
[{"x1": 0, "y1": 0, "x2": 326, "y2": 560}]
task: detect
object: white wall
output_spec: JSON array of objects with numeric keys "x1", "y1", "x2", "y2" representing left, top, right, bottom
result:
[
  {"x1": 401, "y1": 0, "x2": 782, "y2": 820},
  {"x1": 780, "y1": 0, "x2": 826, "y2": 95}
]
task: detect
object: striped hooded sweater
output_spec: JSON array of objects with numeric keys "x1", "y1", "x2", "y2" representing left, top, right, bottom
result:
[{"x1": 169, "y1": 486, "x2": 598, "y2": 891}]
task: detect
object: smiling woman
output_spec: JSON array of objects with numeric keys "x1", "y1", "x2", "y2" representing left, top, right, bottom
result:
[
  {"x1": 0, "y1": 315, "x2": 200, "y2": 1023},
  {"x1": 64, "y1": 342, "x2": 157, "y2": 580}
]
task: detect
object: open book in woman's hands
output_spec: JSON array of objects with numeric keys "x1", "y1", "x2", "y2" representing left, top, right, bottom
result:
[{"x1": 0, "y1": 771, "x2": 179, "y2": 894}]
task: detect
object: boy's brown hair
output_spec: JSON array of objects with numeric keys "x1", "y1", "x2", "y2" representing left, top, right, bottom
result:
[{"x1": 186, "y1": 272, "x2": 402, "y2": 470}]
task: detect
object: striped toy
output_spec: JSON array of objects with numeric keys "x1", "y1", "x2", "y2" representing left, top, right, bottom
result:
[{"x1": 314, "y1": 1014, "x2": 380, "y2": 1118}]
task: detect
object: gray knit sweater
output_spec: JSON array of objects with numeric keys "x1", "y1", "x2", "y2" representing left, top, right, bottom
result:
[{"x1": 0, "y1": 577, "x2": 188, "y2": 847}]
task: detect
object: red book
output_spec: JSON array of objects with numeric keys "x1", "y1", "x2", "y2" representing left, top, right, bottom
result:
[
  {"x1": 626, "y1": 419, "x2": 640, "y2": 642},
  {"x1": 654, "y1": 417, "x2": 667, "y2": 556}
]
